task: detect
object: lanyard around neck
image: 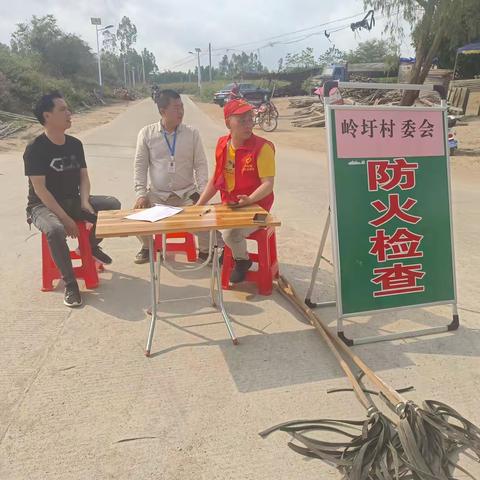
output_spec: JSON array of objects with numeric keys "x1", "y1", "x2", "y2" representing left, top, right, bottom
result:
[{"x1": 163, "y1": 128, "x2": 177, "y2": 158}]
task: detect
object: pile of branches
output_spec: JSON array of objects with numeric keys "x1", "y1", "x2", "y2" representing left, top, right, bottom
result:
[
  {"x1": 113, "y1": 88, "x2": 136, "y2": 101},
  {"x1": 0, "y1": 121, "x2": 26, "y2": 139},
  {"x1": 288, "y1": 97, "x2": 321, "y2": 109},
  {"x1": 288, "y1": 89, "x2": 404, "y2": 128},
  {"x1": 0, "y1": 110, "x2": 36, "y2": 139},
  {"x1": 291, "y1": 103, "x2": 325, "y2": 128},
  {"x1": 342, "y1": 88, "x2": 402, "y2": 105}
]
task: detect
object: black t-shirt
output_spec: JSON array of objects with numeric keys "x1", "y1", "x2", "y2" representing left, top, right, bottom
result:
[{"x1": 23, "y1": 133, "x2": 87, "y2": 208}]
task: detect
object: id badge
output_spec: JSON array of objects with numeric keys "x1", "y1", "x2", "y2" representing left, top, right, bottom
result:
[{"x1": 168, "y1": 157, "x2": 176, "y2": 173}]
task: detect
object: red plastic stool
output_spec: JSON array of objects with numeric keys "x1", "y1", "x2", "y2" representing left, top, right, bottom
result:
[
  {"x1": 221, "y1": 227, "x2": 279, "y2": 296},
  {"x1": 41, "y1": 221, "x2": 103, "y2": 291},
  {"x1": 153, "y1": 232, "x2": 197, "y2": 262}
]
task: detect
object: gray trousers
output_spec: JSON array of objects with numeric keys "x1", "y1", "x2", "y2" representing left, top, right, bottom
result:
[
  {"x1": 222, "y1": 227, "x2": 258, "y2": 260},
  {"x1": 139, "y1": 192, "x2": 221, "y2": 252},
  {"x1": 31, "y1": 195, "x2": 121, "y2": 286}
]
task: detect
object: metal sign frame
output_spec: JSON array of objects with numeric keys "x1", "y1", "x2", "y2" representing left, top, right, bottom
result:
[{"x1": 306, "y1": 81, "x2": 459, "y2": 345}]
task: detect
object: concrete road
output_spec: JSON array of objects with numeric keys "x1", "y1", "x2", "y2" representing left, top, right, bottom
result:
[{"x1": 0, "y1": 97, "x2": 479, "y2": 479}]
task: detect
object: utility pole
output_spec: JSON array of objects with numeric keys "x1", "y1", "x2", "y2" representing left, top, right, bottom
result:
[
  {"x1": 90, "y1": 18, "x2": 113, "y2": 93},
  {"x1": 141, "y1": 54, "x2": 146, "y2": 83},
  {"x1": 209, "y1": 43, "x2": 212, "y2": 82},
  {"x1": 195, "y1": 48, "x2": 202, "y2": 91},
  {"x1": 189, "y1": 48, "x2": 202, "y2": 92}
]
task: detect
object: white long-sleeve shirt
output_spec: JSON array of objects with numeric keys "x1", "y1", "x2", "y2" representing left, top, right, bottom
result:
[{"x1": 134, "y1": 122, "x2": 208, "y2": 201}]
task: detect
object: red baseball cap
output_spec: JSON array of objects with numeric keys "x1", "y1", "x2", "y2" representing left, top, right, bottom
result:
[{"x1": 224, "y1": 99, "x2": 253, "y2": 119}]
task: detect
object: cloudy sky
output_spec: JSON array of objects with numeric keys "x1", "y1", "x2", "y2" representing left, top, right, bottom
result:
[{"x1": 0, "y1": 0, "x2": 414, "y2": 71}]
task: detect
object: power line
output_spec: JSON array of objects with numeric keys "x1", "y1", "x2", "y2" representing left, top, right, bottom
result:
[
  {"x1": 212, "y1": 11, "x2": 366, "y2": 52},
  {"x1": 162, "y1": 11, "x2": 367, "y2": 70},
  {"x1": 161, "y1": 11, "x2": 386, "y2": 71}
]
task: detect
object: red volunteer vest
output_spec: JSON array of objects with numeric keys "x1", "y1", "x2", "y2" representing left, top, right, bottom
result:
[{"x1": 213, "y1": 133, "x2": 274, "y2": 212}]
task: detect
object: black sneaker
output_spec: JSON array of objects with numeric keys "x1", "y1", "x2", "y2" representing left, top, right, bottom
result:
[
  {"x1": 198, "y1": 251, "x2": 210, "y2": 263},
  {"x1": 198, "y1": 250, "x2": 224, "y2": 265},
  {"x1": 92, "y1": 246, "x2": 112, "y2": 265},
  {"x1": 64, "y1": 282, "x2": 82, "y2": 307},
  {"x1": 134, "y1": 248, "x2": 150, "y2": 264},
  {"x1": 230, "y1": 259, "x2": 253, "y2": 283}
]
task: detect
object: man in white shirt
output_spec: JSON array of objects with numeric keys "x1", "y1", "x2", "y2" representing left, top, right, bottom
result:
[{"x1": 133, "y1": 90, "x2": 210, "y2": 263}]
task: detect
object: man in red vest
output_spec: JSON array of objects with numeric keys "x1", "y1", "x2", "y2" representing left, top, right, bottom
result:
[{"x1": 197, "y1": 99, "x2": 275, "y2": 283}]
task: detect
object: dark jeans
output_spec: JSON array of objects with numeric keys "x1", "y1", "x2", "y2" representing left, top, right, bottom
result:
[{"x1": 31, "y1": 195, "x2": 121, "y2": 286}]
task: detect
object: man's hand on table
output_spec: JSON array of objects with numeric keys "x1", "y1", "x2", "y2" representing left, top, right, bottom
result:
[
  {"x1": 134, "y1": 196, "x2": 150, "y2": 209},
  {"x1": 236, "y1": 195, "x2": 253, "y2": 207}
]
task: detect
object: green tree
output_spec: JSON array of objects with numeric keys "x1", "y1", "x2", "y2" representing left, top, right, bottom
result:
[
  {"x1": 43, "y1": 34, "x2": 95, "y2": 77},
  {"x1": 346, "y1": 39, "x2": 397, "y2": 63},
  {"x1": 219, "y1": 55, "x2": 229, "y2": 77},
  {"x1": 365, "y1": 0, "x2": 480, "y2": 105},
  {"x1": 100, "y1": 51, "x2": 124, "y2": 86},
  {"x1": 10, "y1": 15, "x2": 62, "y2": 55},
  {"x1": 224, "y1": 51, "x2": 267, "y2": 77},
  {"x1": 141, "y1": 48, "x2": 158, "y2": 79},
  {"x1": 284, "y1": 47, "x2": 318, "y2": 71},
  {"x1": 318, "y1": 46, "x2": 346, "y2": 67},
  {"x1": 436, "y1": 36, "x2": 480, "y2": 79},
  {"x1": 277, "y1": 57, "x2": 283, "y2": 72},
  {"x1": 116, "y1": 16, "x2": 137, "y2": 86},
  {"x1": 9, "y1": 16, "x2": 96, "y2": 79},
  {"x1": 102, "y1": 30, "x2": 117, "y2": 54}
]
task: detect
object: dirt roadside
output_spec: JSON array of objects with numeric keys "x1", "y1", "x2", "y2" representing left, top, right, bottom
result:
[{"x1": 0, "y1": 99, "x2": 137, "y2": 153}]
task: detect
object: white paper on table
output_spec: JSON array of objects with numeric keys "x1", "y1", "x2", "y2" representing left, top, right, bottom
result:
[{"x1": 125, "y1": 204, "x2": 183, "y2": 222}]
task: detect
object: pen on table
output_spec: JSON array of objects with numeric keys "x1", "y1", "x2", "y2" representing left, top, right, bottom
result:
[{"x1": 199, "y1": 208, "x2": 211, "y2": 216}]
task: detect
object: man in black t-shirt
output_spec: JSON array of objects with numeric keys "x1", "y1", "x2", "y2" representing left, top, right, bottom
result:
[{"x1": 24, "y1": 92, "x2": 121, "y2": 307}]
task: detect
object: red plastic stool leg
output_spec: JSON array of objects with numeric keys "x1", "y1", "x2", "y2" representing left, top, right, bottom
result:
[
  {"x1": 184, "y1": 234, "x2": 197, "y2": 262},
  {"x1": 221, "y1": 246, "x2": 234, "y2": 290},
  {"x1": 76, "y1": 223, "x2": 99, "y2": 289},
  {"x1": 256, "y1": 230, "x2": 273, "y2": 296},
  {"x1": 154, "y1": 232, "x2": 197, "y2": 262}
]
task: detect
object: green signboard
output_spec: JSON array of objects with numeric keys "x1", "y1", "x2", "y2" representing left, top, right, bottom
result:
[{"x1": 327, "y1": 105, "x2": 456, "y2": 317}]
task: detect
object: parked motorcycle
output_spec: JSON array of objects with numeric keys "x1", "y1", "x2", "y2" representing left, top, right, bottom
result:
[
  {"x1": 447, "y1": 116, "x2": 458, "y2": 156},
  {"x1": 253, "y1": 100, "x2": 279, "y2": 132}
]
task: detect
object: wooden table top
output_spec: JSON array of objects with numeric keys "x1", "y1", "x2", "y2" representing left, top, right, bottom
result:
[{"x1": 95, "y1": 204, "x2": 281, "y2": 238}]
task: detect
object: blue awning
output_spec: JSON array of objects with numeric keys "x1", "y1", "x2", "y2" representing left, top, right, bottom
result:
[{"x1": 457, "y1": 41, "x2": 480, "y2": 55}]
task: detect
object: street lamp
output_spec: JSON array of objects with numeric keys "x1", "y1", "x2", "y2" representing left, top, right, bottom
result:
[
  {"x1": 90, "y1": 18, "x2": 114, "y2": 92},
  {"x1": 188, "y1": 48, "x2": 202, "y2": 91}
]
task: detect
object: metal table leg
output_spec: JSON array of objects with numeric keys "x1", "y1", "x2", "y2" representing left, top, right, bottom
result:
[
  {"x1": 145, "y1": 236, "x2": 158, "y2": 356},
  {"x1": 211, "y1": 230, "x2": 238, "y2": 345},
  {"x1": 145, "y1": 230, "x2": 237, "y2": 355},
  {"x1": 210, "y1": 259, "x2": 217, "y2": 309},
  {"x1": 157, "y1": 234, "x2": 164, "y2": 300}
]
